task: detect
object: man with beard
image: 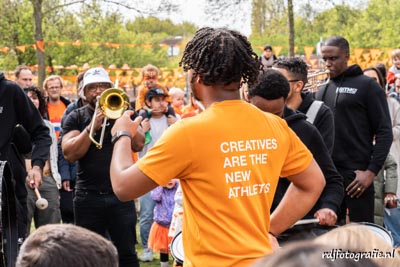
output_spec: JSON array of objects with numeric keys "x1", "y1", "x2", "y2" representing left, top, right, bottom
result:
[
  {"x1": 108, "y1": 27, "x2": 325, "y2": 267},
  {"x1": 315, "y1": 36, "x2": 393, "y2": 224},
  {"x1": 43, "y1": 75, "x2": 70, "y2": 140},
  {"x1": 61, "y1": 67, "x2": 144, "y2": 267}
]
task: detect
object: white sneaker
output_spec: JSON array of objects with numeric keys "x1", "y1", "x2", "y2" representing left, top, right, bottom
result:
[
  {"x1": 139, "y1": 248, "x2": 153, "y2": 262},
  {"x1": 161, "y1": 261, "x2": 169, "y2": 267}
]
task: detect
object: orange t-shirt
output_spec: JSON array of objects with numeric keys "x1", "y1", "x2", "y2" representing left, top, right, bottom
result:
[
  {"x1": 137, "y1": 100, "x2": 313, "y2": 267},
  {"x1": 135, "y1": 83, "x2": 171, "y2": 111},
  {"x1": 47, "y1": 101, "x2": 67, "y2": 140}
]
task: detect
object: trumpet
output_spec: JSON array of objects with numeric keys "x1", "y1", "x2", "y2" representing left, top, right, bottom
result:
[
  {"x1": 89, "y1": 88, "x2": 130, "y2": 149},
  {"x1": 303, "y1": 70, "x2": 330, "y2": 92}
]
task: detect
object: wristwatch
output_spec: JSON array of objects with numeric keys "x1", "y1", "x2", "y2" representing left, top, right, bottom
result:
[{"x1": 111, "y1": 131, "x2": 132, "y2": 145}]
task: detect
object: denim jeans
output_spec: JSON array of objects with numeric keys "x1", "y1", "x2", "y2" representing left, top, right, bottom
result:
[
  {"x1": 139, "y1": 191, "x2": 155, "y2": 248},
  {"x1": 74, "y1": 190, "x2": 139, "y2": 267}
]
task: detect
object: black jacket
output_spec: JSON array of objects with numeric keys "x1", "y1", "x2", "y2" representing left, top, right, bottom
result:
[
  {"x1": 315, "y1": 65, "x2": 393, "y2": 174},
  {"x1": 298, "y1": 91, "x2": 335, "y2": 155},
  {"x1": 0, "y1": 72, "x2": 51, "y2": 168},
  {"x1": 271, "y1": 107, "x2": 344, "y2": 217}
]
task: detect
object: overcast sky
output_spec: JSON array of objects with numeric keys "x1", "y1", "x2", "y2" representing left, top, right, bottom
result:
[{"x1": 111, "y1": 0, "x2": 368, "y2": 37}]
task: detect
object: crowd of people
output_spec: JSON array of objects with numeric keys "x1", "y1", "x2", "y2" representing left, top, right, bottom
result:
[{"x1": 1, "y1": 27, "x2": 400, "y2": 267}]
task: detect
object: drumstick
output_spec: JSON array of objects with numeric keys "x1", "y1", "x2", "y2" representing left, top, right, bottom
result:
[{"x1": 32, "y1": 184, "x2": 48, "y2": 210}]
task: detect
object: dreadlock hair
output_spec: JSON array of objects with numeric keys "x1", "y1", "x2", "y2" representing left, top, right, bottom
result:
[
  {"x1": 24, "y1": 86, "x2": 46, "y2": 117},
  {"x1": 323, "y1": 36, "x2": 350, "y2": 55},
  {"x1": 248, "y1": 69, "x2": 290, "y2": 101},
  {"x1": 179, "y1": 27, "x2": 261, "y2": 88},
  {"x1": 273, "y1": 57, "x2": 309, "y2": 85}
]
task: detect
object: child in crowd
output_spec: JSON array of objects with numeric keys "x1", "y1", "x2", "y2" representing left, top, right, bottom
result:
[
  {"x1": 387, "y1": 49, "x2": 400, "y2": 89},
  {"x1": 135, "y1": 64, "x2": 174, "y2": 113},
  {"x1": 135, "y1": 64, "x2": 176, "y2": 144},
  {"x1": 138, "y1": 88, "x2": 178, "y2": 262},
  {"x1": 148, "y1": 179, "x2": 179, "y2": 267},
  {"x1": 168, "y1": 87, "x2": 185, "y2": 116}
]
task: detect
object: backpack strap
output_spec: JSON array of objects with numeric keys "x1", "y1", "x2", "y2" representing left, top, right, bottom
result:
[{"x1": 306, "y1": 100, "x2": 323, "y2": 124}]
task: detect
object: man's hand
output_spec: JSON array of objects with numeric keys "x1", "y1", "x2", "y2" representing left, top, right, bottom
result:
[
  {"x1": 26, "y1": 165, "x2": 42, "y2": 189},
  {"x1": 314, "y1": 208, "x2": 337, "y2": 226},
  {"x1": 62, "y1": 180, "x2": 72, "y2": 192},
  {"x1": 384, "y1": 193, "x2": 398, "y2": 208},
  {"x1": 140, "y1": 118, "x2": 151, "y2": 133},
  {"x1": 167, "y1": 115, "x2": 178, "y2": 126},
  {"x1": 112, "y1": 110, "x2": 142, "y2": 136},
  {"x1": 346, "y1": 170, "x2": 375, "y2": 198}
]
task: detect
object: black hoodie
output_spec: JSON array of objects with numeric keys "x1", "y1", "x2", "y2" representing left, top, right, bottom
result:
[
  {"x1": 271, "y1": 107, "x2": 344, "y2": 217},
  {"x1": 0, "y1": 72, "x2": 51, "y2": 168},
  {"x1": 298, "y1": 91, "x2": 335, "y2": 155},
  {"x1": 315, "y1": 65, "x2": 393, "y2": 175}
]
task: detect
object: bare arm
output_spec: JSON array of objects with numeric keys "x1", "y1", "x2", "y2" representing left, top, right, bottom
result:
[
  {"x1": 269, "y1": 159, "x2": 325, "y2": 236},
  {"x1": 62, "y1": 129, "x2": 92, "y2": 163},
  {"x1": 110, "y1": 111, "x2": 158, "y2": 201},
  {"x1": 62, "y1": 108, "x2": 104, "y2": 162}
]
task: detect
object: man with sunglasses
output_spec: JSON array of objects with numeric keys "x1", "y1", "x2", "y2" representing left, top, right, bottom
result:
[{"x1": 273, "y1": 57, "x2": 335, "y2": 155}]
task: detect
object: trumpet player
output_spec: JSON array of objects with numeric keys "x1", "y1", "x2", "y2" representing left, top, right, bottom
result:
[{"x1": 62, "y1": 67, "x2": 144, "y2": 267}]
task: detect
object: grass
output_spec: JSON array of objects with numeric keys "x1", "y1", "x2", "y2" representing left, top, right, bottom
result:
[{"x1": 135, "y1": 223, "x2": 175, "y2": 267}]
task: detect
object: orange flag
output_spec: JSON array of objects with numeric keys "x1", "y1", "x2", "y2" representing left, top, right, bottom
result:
[
  {"x1": 303, "y1": 46, "x2": 314, "y2": 61},
  {"x1": 273, "y1": 46, "x2": 283, "y2": 57},
  {"x1": 35, "y1": 40, "x2": 45, "y2": 52},
  {"x1": 353, "y1": 48, "x2": 364, "y2": 60},
  {"x1": 16, "y1": 46, "x2": 26, "y2": 53}
]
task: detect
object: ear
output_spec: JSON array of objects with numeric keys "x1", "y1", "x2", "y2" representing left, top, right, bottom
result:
[{"x1": 294, "y1": 81, "x2": 304, "y2": 93}]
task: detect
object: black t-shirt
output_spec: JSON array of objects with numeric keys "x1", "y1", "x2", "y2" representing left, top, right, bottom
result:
[{"x1": 62, "y1": 106, "x2": 115, "y2": 192}]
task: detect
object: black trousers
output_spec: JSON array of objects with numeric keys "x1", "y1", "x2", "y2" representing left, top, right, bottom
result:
[
  {"x1": 74, "y1": 190, "x2": 140, "y2": 267},
  {"x1": 337, "y1": 168, "x2": 375, "y2": 224}
]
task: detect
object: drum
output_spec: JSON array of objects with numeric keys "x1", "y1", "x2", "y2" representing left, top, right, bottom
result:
[
  {"x1": 0, "y1": 161, "x2": 19, "y2": 267},
  {"x1": 278, "y1": 218, "x2": 338, "y2": 245},
  {"x1": 357, "y1": 222, "x2": 393, "y2": 246},
  {"x1": 170, "y1": 231, "x2": 184, "y2": 265}
]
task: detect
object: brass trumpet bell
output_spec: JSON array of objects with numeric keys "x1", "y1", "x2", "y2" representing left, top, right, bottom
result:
[
  {"x1": 99, "y1": 88, "x2": 130, "y2": 119},
  {"x1": 89, "y1": 88, "x2": 130, "y2": 149}
]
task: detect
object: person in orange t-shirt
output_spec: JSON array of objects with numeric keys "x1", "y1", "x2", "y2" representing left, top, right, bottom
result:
[
  {"x1": 109, "y1": 27, "x2": 325, "y2": 267},
  {"x1": 44, "y1": 75, "x2": 70, "y2": 140}
]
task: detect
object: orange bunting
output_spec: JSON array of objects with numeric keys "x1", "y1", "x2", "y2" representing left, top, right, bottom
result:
[
  {"x1": 273, "y1": 46, "x2": 283, "y2": 57},
  {"x1": 35, "y1": 40, "x2": 45, "y2": 52},
  {"x1": 369, "y1": 49, "x2": 381, "y2": 60},
  {"x1": 303, "y1": 46, "x2": 314, "y2": 61},
  {"x1": 57, "y1": 41, "x2": 66, "y2": 46},
  {"x1": 16, "y1": 46, "x2": 26, "y2": 53},
  {"x1": 353, "y1": 48, "x2": 364, "y2": 60}
]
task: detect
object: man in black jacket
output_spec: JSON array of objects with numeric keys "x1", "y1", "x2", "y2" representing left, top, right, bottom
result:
[
  {"x1": 248, "y1": 69, "x2": 343, "y2": 241},
  {"x1": 273, "y1": 57, "x2": 335, "y2": 155},
  {"x1": 0, "y1": 72, "x2": 51, "y2": 264},
  {"x1": 315, "y1": 36, "x2": 393, "y2": 223}
]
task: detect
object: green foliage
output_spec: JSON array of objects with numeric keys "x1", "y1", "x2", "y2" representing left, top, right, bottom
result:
[
  {"x1": 3, "y1": 0, "x2": 400, "y2": 71},
  {"x1": 0, "y1": 0, "x2": 197, "y2": 72}
]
